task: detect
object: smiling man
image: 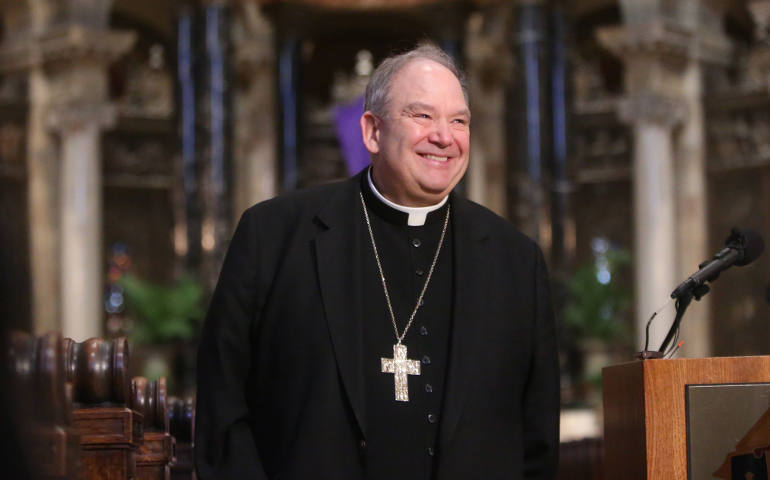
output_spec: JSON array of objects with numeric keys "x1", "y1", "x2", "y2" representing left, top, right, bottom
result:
[
  {"x1": 361, "y1": 55, "x2": 470, "y2": 207},
  {"x1": 196, "y1": 43, "x2": 559, "y2": 480}
]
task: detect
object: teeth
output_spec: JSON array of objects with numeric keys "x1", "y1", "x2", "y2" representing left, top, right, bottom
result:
[{"x1": 423, "y1": 154, "x2": 448, "y2": 162}]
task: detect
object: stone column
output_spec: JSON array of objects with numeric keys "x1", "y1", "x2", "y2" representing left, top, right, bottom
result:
[
  {"x1": 51, "y1": 98, "x2": 116, "y2": 341},
  {"x1": 26, "y1": 68, "x2": 60, "y2": 334},
  {"x1": 598, "y1": 22, "x2": 689, "y2": 351},
  {"x1": 0, "y1": 0, "x2": 133, "y2": 336},
  {"x1": 0, "y1": 2, "x2": 60, "y2": 334},
  {"x1": 599, "y1": 2, "x2": 730, "y2": 356},
  {"x1": 464, "y1": 5, "x2": 511, "y2": 217},
  {"x1": 49, "y1": 28, "x2": 134, "y2": 340},
  {"x1": 674, "y1": 60, "x2": 712, "y2": 358},
  {"x1": 231, "y1": 2, "x2": 277, "y2": 222},
  {"x1": 674, "y1": 0, "x2": 730, "y2": 359},
  {"x1": 620, "y1": 92, "x2": 685, "y2": 351}
]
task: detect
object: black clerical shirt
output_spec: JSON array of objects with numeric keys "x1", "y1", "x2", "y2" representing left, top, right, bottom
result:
[{"x1": 360, "y1": 175, "x2": 454, "y2": 480}]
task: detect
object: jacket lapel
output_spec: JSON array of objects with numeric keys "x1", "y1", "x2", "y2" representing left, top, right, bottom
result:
[
  {"x1": 313, "y1": 175, "x2": 367, "y2": 438},
  {"x1": 440, "y1": 196, "x2": 490, "y2": 445}
]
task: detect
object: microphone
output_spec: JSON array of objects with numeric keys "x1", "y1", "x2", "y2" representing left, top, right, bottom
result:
[
  {"x1": 670, "y1": 228, "x2": 764, "y2": 299},
  {"x1": 650, "y1": 228, "x2": 764, "y2": 355}
]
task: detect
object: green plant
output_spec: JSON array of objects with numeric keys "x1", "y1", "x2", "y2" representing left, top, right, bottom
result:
[
  {"x1": 563, "y1": 247, "x2": 632, "y2": 342},
  {"x1": 119, "y1": 273, "x2": 204, "y2": 345}
]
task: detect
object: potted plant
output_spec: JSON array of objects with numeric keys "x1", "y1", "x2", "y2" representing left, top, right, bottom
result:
[
  {"x1": 119, "y1": 273, "x2": 204, "y2": 385},
  {"x1": 563, "y1": 240, "x2": 632, "y2": 404}
]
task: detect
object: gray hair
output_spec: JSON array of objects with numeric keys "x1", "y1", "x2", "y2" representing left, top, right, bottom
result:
[{"x1": 363, "y1": 42, "x2": 468, "y2": 117}]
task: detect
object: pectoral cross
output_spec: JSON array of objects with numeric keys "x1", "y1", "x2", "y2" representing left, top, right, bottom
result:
[{"x1": 381, "y1": 344, "x2": 421, "y2": 402}]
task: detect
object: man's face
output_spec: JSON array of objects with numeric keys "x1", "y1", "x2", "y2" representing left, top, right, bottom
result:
[{"x1": 361, "y1": 59, "x2": 470, "y2": 207}]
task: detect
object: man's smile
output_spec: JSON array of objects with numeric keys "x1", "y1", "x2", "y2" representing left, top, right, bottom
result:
[{"x1": 419, "y1": 153, "x2": 451, "y2": 163}]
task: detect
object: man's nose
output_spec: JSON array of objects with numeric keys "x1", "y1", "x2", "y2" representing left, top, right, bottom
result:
[{"x1": 428, "y1": 120, "x2": 452, "y2": 147}]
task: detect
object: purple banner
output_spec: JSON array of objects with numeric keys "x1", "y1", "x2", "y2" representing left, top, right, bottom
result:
[{"x1": 333, "y1": 96, "x2": 370, "y2": 176}]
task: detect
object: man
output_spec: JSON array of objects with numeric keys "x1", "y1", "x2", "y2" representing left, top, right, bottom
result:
[{"x1": 196, "y1": 43, "x2": 559, "y2": 480}]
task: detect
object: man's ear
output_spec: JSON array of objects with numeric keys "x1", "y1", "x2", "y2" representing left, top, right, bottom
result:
[{"x1": 360, "y1": 111, "x2": 380, "y2": 154}]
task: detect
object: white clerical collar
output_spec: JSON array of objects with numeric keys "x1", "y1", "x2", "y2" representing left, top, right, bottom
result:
[{"x1": 367, "y1": 168, "x2": 448, "y2": 226}]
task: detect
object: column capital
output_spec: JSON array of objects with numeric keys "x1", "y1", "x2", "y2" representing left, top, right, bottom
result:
[
  {"x1": 744, "y1": 1, "x2": 770, "y2": 90},
  {"x1": 618, "y1": 91, "x2": 687, "y2": 128},
  {"x1": 48, "y1": 102, "x2": 116, "y2": 133},
  {"x1": 597, "y1": 21, "x2": 692, "y2": 68},
  {"x1": 0, "y1": 25, "x2": 135, "y2": 73},
  {"x1": 232, "y1": 3, "x2": 274, "y2": 79},
  {"x1": 597, "y1": 17, "x2": 730, "y2": 67},
  {"x1": 748, "y1": 0, "x2": 770, "y2": 42},
  {"x1": 0, "y1": 0, "x2": 113, "y2": 28},
  {"x1": 695, "y1": 29, "x2": 731, "y2": 65}
]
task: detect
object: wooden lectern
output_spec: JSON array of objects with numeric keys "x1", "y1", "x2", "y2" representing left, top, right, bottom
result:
[{"x1": 603, "y1": 356, "x2": 770, "y2": 479}]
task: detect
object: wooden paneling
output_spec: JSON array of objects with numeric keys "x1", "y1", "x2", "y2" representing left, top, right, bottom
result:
[
  {"x1": 602, "y1": 360, "x2": 646, "y2": 480},
  {"x1": 603, "y1": 356, "x2": 770, "y2": 479}
]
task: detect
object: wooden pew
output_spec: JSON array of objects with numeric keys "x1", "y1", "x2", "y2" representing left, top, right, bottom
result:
[
  {"x1": 168, "y1": 396, "x2": 195, "y2": 480},
  {"x1": 7, "y1": 331, "x2": 80, "y2": 479},
  {"x1": 64, "y1": 337, "x2": 143, "y2": 480},
  {"x1": 132, "y1": 377, "x2": 174, "y2": 480}
]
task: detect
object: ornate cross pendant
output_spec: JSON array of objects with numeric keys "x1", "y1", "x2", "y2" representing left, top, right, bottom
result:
[{"x1": 381, "y1": 343, "x2": 421, "y2": 402}]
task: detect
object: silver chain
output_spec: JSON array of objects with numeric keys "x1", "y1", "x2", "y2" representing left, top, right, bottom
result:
[{"x1": 359, "y1": 191, "x2": 451, "y2": 344}]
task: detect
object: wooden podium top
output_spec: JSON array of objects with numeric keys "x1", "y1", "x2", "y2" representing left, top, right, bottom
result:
[{"x1": 603, "y1": 355, "x2": 770, "y2": 480}]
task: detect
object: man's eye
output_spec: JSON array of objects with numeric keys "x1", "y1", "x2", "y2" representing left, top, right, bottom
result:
[
  {"x1": 452, "y1": 118, "x2": 468, "y2": 125},
  {"x1": 414, "y1": 113, "x2": 430, "y2": 119}
]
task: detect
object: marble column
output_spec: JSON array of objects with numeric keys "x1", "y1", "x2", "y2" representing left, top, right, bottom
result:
[
  {"x1": 620, "y1": 92, "x2": 685, "y2": 351},
  {"x1": 464, "y1": 5, "x2": 511, "y2": 217},
  {"x1": 26, "y1": 68, "x2": 60, "y2": 334},
  {"x1": 51, "y1": 99, "x2": 116, "y2": 341},
  {"x1": 48, "y1": 26, "x2": 133, "y2": 338},
  {"x1": 0, "y1": 0, "x2": 133, "y2": 336},
  {"x1": 674, "y1": 0, "x2": 730, "y2": 359},
  {"x1": 231, "y1": 2, "x2": 277, "y2": 222},
  {"x1": 598, "y1": 21, "x2": 689, "y2": 351},
  {"x1": 674, "y1": 61, "x2": 712, "y2": 358},
  {"x1": 599, "y1": 1, "x2": 730, "y2": 356},
  {"x1": 0, "y1": 3, "x2": 60, "y2": 334}
]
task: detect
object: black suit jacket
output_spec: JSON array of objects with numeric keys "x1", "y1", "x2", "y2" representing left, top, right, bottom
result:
[{"x1": 195, "y1": 172, "x2": 559, "y2": 479}]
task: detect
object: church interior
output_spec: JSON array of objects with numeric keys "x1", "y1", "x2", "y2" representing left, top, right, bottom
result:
[{"x1": 1, "y1": 0, "x2": 770, "y2": 478}]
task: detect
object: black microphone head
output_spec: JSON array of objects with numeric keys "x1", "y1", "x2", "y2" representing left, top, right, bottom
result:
[{"x1": 726, "y1": 228, "x2": 765, "y2": 266}]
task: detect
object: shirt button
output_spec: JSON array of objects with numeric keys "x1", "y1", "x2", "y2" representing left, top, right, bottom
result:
[
  {"x1": 359, "y1": 439, "x2": 366, "y2": 450},
  {"x1": 412, "y1": 238, "x2": 421, "y2": 248},
  {"x1": 427, "y1": 413, "x2": 437, "y2": 424},
  {"x1": 425, "y1": 383, "x2": 433, "y2": 393},
  {"x1": 427, "y1": 447, "x2": 435, "y2": 456},
  {"x1": 419, "y1": 299, "x2": 425, "y2": 306},
  {"x1": 422, "y1": 355, "x2": 431, "y2": 365},
  {"x1": 419, "y1": 325, "x2": 428, "y2": 336},
  {"x1": 415, "y1": 269, "x2": 424, "y2": 276}
]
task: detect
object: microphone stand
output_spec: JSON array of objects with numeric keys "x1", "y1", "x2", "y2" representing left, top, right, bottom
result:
[
  {"x1": 636, "y1": 228, "x2": 762, "y2": 360},
  {"x1": 637, "y1": 283, "x2": 710, "y2": 360}
]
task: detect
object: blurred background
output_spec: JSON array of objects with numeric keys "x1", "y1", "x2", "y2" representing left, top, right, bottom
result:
[{"x1": 1, "y1": 0, "x2": 769, "y2": 444}]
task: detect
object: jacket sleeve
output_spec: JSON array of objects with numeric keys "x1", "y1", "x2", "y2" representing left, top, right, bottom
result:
[
  {"x1": 195, "y1": 209, "x2": 269, "y2": 480},
  {"x1": 522, "y1": 245, "x2": 560, "y2": 479}
]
